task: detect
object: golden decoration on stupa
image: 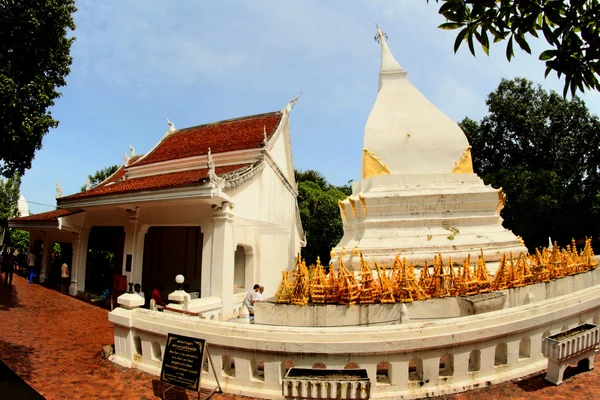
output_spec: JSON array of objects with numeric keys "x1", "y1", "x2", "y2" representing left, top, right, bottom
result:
[
  {"x1": 291, "y1": 254, "x2": 309, "y2": 306},
  {"x1": 362, "y1": 148, "x2": 391, "y2": 179},
  {"x1": 358, "y1": 254, "x2": 377, "y2": 304},
  {"x1": 274, "y1": 239, "x2": 598, "y2": 306},
  {"x1": 309, "y1": 257, "x2": 326, "y2": 303},
  {"x1": 337, "y1": 258, "x2": 359, "y2": 305},
  {"x1": 274, "y1": 271, "x2": 292, "y2": 303},
  {"x1": 451, "y1": 146, "x2": 474, "y2": 174},
  {"x1": 338, "y1": 200, "x2": 347, "y2": 219}
]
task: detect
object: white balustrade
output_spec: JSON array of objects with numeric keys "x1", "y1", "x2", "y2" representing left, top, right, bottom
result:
[{"x1": 109, "y1": 271, "x2": 600, "y2": 400}]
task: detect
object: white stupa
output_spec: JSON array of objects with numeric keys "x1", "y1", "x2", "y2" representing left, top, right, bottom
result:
[
  {"x1": 335, "y1": 25, "x2": 527, "y2": 267},
  {"x1": 17, "y1": 195, "x2": 30, "y2": 217}
]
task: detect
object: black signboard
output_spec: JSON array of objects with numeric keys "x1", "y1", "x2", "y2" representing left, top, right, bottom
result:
[{"x1": 160, "y1": 333, "x2": 206, "y2": 391}]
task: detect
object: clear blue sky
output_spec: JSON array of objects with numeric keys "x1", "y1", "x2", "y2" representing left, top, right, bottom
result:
[{"x1": 20, "y1": 0, "x2": 600, "y2": 214}]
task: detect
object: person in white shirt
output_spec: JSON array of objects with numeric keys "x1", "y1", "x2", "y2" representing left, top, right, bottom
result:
[
  {"x1": 134, "y1": 283, "x2": 145, "y2": 301},
  {"x1": 27, "y1": 252, "x2": 36, "y2": 268},
  {"x1": 258, "y1": 286, "x2": 266, "y2": 301},
  {"x1": 244, "y1": 284, "x2": 261, "y2": 315}
]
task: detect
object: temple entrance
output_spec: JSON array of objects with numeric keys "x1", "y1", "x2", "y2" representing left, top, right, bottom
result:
[
  {"x1": 142, "y1": 226, "x2": 203, "y2": 298},
  {"x1": 85, "y1": 226, "x2": 125, "y2": 294}
]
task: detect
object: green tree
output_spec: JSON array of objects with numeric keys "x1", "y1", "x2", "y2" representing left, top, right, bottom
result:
[
  {"x1": 0, "y1": 173, "x2": 22, "y2": 245},
  {"x1": 295, "y1": 169, "x2": 328, "y2": 189},
  {"x1": 430, "y1": 0, "x2": 600, "y2": 96},
  {"x1": 81, "y1": 165, "x2": 119, "y2": 191},
  {"x1": 0, "y1": 0, "x2": 77, "y2": 177},
  {"x1": 461, "y1": 77, "x2": 600, "y2": 250},
  {"x1": 9, "y1": 229, "x2": 30, "y2": 253},
  {"x1": 295, "y1": 170, "x2": 349, "y2": 266}
]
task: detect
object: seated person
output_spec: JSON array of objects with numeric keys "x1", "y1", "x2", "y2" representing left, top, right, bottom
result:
[{"x1": 151, "y1": 286, "x2": 166, "y2": 307}]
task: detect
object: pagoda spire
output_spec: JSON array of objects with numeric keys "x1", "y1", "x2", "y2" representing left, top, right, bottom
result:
[{"x1": 375, "y1": 23, "x2": 404, "y2": 74}]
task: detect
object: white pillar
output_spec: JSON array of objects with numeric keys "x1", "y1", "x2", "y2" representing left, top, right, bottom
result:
[
  {"x1": 122, "y1": 208, "x2": 138, "y2": 274},
  {"x1": 71, "y1": 227, "x2": 90, "y2": 294},
  {"x1": 130, "y1": 225, "x2": 148, "y2": 288},
  {"x1": 39, "y1": 231, "x2": 52, "y2": 283},
  {"x1": 211, "y1": 202, "x2": 235, "y2": 321}
]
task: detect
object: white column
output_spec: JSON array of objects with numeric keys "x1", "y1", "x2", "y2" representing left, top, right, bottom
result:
[
  {"x1": 39, "y1": 231, "x2": 52, "y2": 283},
  {"x1": 122, "y1": 208, "x2": 140, "y2": 283},
  {"x1": 130, "y1": 225, "x2": 149, "y2": 288},
  {"x1": 211, "y1": 202, "x2": 235, "y2": 321},
  {"x1": 71, "y1": 227, "x2": 90, "y2": 294}
]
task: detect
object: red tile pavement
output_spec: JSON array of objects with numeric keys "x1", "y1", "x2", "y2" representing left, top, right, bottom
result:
[{"x1": 0, "y1": 275, "x2": 598, "y2": 399}]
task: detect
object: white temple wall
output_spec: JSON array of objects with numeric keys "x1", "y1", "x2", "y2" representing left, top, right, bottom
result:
[
  {"x1": 227, "y1": 161, "x2": 301, "y2": 297},
  {"x1": 267, "y1": 115, "x2": 295, "y2": 185}
]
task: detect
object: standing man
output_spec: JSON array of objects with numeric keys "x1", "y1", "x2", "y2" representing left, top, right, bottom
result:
[
  {"x1": 258, "y1": 286, "x2": 266, "y2": 301},
  {"x1": 244, "y1": 284, "x2": 260, "y2": 316},
  {"x1": 3, "y1": 249, "x2": 14, "y2": 289},
  {"x1": 27, "y1": 251, "x2": 36, "y2": 275}
]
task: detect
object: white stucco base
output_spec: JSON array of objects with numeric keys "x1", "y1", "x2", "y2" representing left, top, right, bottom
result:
[{"x1": 336, "y1": 174, "x2": 527, "y2": 266}]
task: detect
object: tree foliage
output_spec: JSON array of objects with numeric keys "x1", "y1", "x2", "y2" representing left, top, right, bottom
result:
[
  {"x1": 9, "y1": 229, "x2": 30, "y2": 253},
  {"x1": 81, "y1": 165, "x2": 119, "y2": 191},
  {"x1": 296, "y1": 170, "x2": 348, "y2": 266},
  {"x1": 430, "y1": 0, "x2": 600, "y2": 96},
  {"x1": 0, "y1": 0, "x2": 77, "y2": 177},
  {"x1": 462, "y1": 77, "x2": 600, "y2": 250},
  {"x1": 0, "y1": 173, "x2": 22, "y2": 245}
]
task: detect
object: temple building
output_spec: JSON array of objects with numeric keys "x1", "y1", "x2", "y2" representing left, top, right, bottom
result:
[
  {"x1": 335, "y1": 26, "x2": 527, "y2": 267},
  {"x1": 9, "y1": 100, "x2": 305, "y2": 320}
]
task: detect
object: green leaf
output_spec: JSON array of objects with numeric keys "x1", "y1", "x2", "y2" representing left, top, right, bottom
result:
[
  {"x1": 514, "y1": 34, "x2": 532, "y2": 54},
  {"x1": 454, "y1": 27, "x2": 469, "y2": 53},
  {"x1": 438, "y1": 22, "x2": 462, "y2": 30},
  {"x1": 539, "y1": 50, "x2": 556, "y2": 61},
  {"x1": 467, "y1": 33, "x2": 476, "y2": 56},
  {"x1": 506, "y1": 36, "x2": 514, "y2": 61}
]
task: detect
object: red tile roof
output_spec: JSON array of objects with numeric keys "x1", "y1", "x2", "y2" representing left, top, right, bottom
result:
[
  {"x1": 9, "y1": 209, "x2": 79, "y2": 222},
  {"x1": 132, "y1": 111, "x2": 282, "y2": 167},
  {"x1": 59, "y1": 165, "x2": 247, "y2": 202}
]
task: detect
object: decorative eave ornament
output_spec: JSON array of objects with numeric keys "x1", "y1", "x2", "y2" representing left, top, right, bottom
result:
[
  {"x1": 85, "y1": 178, "x2": 91, "y2": 191},
  {"x1": 206, "y1": 147, "x2": 225, "y2": 189},
  {"x1": 129, "y1": 144, "x2": 136, "y2": 158},
  {"x1": 124, "y1": 152, "x2": 131, "y2": 166},
  {"x1": 165, "y1": 118, "x2": 176, "y2": 137},
  {"x1": 56, "y1": 180, "x2": 63, "y2": 198},
  {"x1": 284, "y1": 93, "x2": 302, "y2": 114}
]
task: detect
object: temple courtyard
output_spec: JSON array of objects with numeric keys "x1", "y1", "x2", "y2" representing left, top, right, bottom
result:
[{"x1": 0, "y1": 275, "x2": 597, "y2": 400}]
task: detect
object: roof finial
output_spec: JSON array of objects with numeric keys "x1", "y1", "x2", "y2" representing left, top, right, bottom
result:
[
  {"x1": 374, "y1": 23, "x2": 388, "y2": 43},
  {"x1": 373, "y1": 23, "x2": 404, "y2": 74},
  {"x1": 284, "y1": 93, "x2": 302, "y2": 113},
  {"x1": 289, "y1": 92, "x2": 302, "y2": 109},
  {"x1": 129, "y1": 144, "x2": 136, "y2": 157},
  {"x1": 85, "y1": 178, "x2": 91, "y2": 191},
  {"x1": 165, "y1": 118, "x2": 176, "y2": 136}
]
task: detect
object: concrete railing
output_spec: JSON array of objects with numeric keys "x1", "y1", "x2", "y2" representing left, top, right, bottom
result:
[{"x1": 109, "y1": 275, "x2": 600, "y2": 400}]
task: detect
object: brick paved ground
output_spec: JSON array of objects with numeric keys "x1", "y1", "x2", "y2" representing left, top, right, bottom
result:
[{"x1": 0, "y1": 275, "x2": 598, "y2": 400}]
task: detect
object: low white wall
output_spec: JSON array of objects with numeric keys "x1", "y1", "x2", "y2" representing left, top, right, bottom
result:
[{"x1": 109, "y1": 270, "x2": 600, "y2": 400}]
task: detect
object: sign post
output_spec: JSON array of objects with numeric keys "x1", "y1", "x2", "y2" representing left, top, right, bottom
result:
[{"x1": 160, "y1": 333, "x2": 222, "y2": 399}]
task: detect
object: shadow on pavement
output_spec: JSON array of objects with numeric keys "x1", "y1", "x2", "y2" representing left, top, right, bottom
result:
[
  {"x1": 0, "y1": 358, "x2": 44, "y2": 400},
  {"x1": 152, "y1": 379, "x2": 190, "y2": 399},
  {"x1": 514, "y1": 361, "x2": 593, "y2": 393},
  {"x1": 0, "y1": 280, "x2": 21, "y2": 311},
  {"x1": 0, "y1": 340, "x2": 36, "y2": 382}
]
